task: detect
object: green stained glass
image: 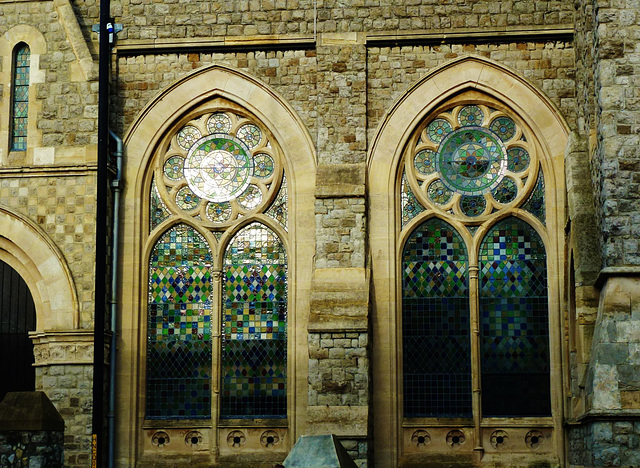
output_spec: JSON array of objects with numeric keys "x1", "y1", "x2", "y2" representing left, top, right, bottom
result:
[
  {"x1": 206, "y1": 201, "x2": 232, "y2": 223},
  {"x1": 458, "y1": 105, "x2": 484, "y2": 127},
  {"x1": 414, "y1": 149, "x2": 436, "y2": 175},
  {"x1": 489, "y1": 116, "x2": 516, "y2": 141},
  {"x1": 479, "y1": 218, "x2": 550, "y2": 416},
  {"x1": 266, "y1": 177, "x2": 288, "y2": 230},
  {"x1": 146, "y1": 225, "x2": 213, "y2": 419},
  {"x1": 236, "y1": 124, "x2": 262, "y2": 149},
  {"x1": 11, "y1": 44, "x2": 30, "y2": 151},
  {"x1": 436, "y1": 127, "x2": 507, "y2": 195},
  {"x1": 150, "y1": 178, "x2": 170, "y2": 230},
  {"x1": 176, "y1": 186, "x2": 200, "y2": 211},
  {"x1": 401, "y1": 175, "x2": 425, "y2": 226},
  {"x1": 253, "y1": 153, "x2": 275, "y2": 178},
  {"x1": 402, "y1": 219, "x2": 471, "y2": 417},
  {"x1": 222, "y1": 223, "x2": 287, "y2": 418},
  {"x1": 207, "y1": 112, "x2": 232, "y2": 134},
  {"x1": 523, "y1": 169, "x2": 545, "y2": 224},
  {"x1": 237, "y1": 184, "x2": 263, "y2": 211},
  {"x1": 427, "y1": 179, "x2": 452, "y2": 205},
  {"x1": 427, "y1": 118, "x2": 452, "y2": 143},
  {"x1": 507, "y1": 147, "x2": 530, "y2": 172},
  {"x1": 460, "y1": 195, "x2": 486, "y2": 217},
  {"x1": 492, "y1": 177, "x2": 518, "y2": 204},
  {"x1": 164, "y1": 156, "x2": 185, "y2": 180},
  {"x1": 176, "y1": 125, "x2": 202, "y2": 150},
  {"x1": 184, "y1": 135, "x2": 254, "y2": 203}
]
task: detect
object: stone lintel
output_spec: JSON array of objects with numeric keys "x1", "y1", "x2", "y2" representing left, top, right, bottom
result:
[
  {"x1": 315, "y1": 164, "x2": 366, "y2": 198},
  {"x1": 30, "y1": 329, "x2": 95, "y2": 366},
  {"x1": 309, "y1": 268, "x2": 369, "y2": 331},
  {"x1": 0, "y1": 391, "x2": 64, "y2": 431},
  {"x1": 595, "y1": 267, "x2": 640, "y2": 289},
  {"x1": 318, "y1": 32, "x2": 365, "y2": 45},
  {"x1": 306, "y1": 406, "x2": 368, "y2": 437}
]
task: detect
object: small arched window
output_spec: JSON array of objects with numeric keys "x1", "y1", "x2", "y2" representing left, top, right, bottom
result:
[{"x1": 11, "y1": 44, "x2": 30, "y2": 152}]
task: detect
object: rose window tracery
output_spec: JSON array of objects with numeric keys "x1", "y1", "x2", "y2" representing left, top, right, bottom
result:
[
  {"x1": 153, "y1": 110, "x2": 285, "y2": 229},
  {"x1": 402, "y1": 103, "x2": 544, "y2": 225}
]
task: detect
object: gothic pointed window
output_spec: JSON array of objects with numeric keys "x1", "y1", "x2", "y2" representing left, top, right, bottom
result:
[
  {"x1": 400, "y1": 102, "x2": 551, "y2": 419},
  {"x1": 11, "y1": 44, "x2": 30, "y2": 151},
  {"x1": 145, "y1": 106, "x2": 289, "y2": 420}
]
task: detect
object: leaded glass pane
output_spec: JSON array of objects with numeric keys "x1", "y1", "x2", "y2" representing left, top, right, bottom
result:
[
  {"x1": 479, "y1": 218, "x2": 550, "y2": 416},
  {"x1": 266, "y1": 177, "x2": 288, "y2": 230},
  {"x1": 146, "y1": 225, "x2": 213, "y2": 419},
  {"x1": 11, "y1": 44, "x2": 30, "y2": 152},
  {"x1": 222, "y1": 223, "x2": 287, "y2": 418},
  {"x1": 402, "y1": 219, "x2": 471, "y2": 417},
  {"x1": 401, "y1": 174, "x2": 425, "y2": 226},
  {"x1": 150, "y1": 178, "x2": 170, "y2": 230},
  {"x1": 523, "y1": 168, "x2": 545, "y2": 224}
]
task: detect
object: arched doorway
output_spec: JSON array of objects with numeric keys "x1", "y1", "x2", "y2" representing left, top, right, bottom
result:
[{"x1": 0, "y1": 259, "x2": 36, "y2": 401}]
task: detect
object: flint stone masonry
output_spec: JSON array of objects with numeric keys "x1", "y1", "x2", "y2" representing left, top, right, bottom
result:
[
  {"x1": 569, "y1": 420, "x2": 640, "y2": 467},
  {"x1": 0, "y1": 392, "x2": 64, "y2": 468}
]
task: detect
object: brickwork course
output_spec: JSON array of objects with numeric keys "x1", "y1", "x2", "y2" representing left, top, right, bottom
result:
[{"x1": 0, "y1": 0, "x2": 639, "y2": 467}]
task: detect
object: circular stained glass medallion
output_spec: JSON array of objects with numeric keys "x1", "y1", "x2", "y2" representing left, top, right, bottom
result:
[
  {"x1": 207, "y1": 113, "x2": 232, "y2": 134},
  {"x1": 176, "y1": 125, "x2": 202, "y2": 151},
  {"x1": 490, "y1": 116, "x2": 516, "y2": 142},
  {"x1": 427, "y1": 119, "x2": 453, "y2": 144},
  {"x1": 460, "y1": 195, "x2": 486, "y2": 217},
  {"x1": 164, "y1": 156, "x2": 185, "y2": 180},
  {"x1": 206, "y1": 201, "x2": 232, "y2": 223},
  {"x1": 427, "y1": 179, "x2": 453, "y2": 205},
  {"x1": 507, "y1": 147, "x2": 530, "y2": 172},
  {"x1": 237, "y1": 184, "x2": 263, "y2": 211},
  {"x1": 236, "y1": 124, "x2": 262, "y2": 149},
  {"x1": 184, "y1": 134, "x2": 254, "y2": 203},
  {"x1": 253, "y1": 153, "x2": 275, "y2": 178},
  {"x1": 458, "y1": 105, "x2": 484, "y2": 127},
  {"x1": 492, "y1": 177, "x2": 518, "y2": 204},
  {"x1": 414, "y1": 149, "x2": 436, "y2": 175},
  {"x1": 176, "y1": 186, "x2": 200, "y2": 211},
  {"x1": 436, "y1": 126, "x2": 507, "y2": 195}
]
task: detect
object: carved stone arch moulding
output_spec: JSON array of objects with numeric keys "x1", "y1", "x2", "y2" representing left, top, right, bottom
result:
[
  {"x1": 368, "y1": 55, "x2": 570, "y2": 467},
  {"x1": 0, "y1": 206, "x2": 79, "y2": 331},
  {"x1": 118, "y1": 64, "x2": 315, "y2": 465}
]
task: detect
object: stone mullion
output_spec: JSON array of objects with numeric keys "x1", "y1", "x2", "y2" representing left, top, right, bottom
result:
[
  {"x1": 468, "y1": 264, "x2": 484, "y2": 460},
  {"x1": 210, "y1": 269, "x2": 222, "y2": 449}
]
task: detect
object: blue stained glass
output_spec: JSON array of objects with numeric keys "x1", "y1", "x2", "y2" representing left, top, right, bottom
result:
[
  {"x1": 479, "y1": 218, "x2": 550, "y2": 416},
  {"x1": 11, "y1": 44, "x2": 30, "y2": 151},
  {"x1": 402, "y1": 219, "x2": 472, "y2": 417},
  {"x1": 221, "y1": 223, "x2": 287, "y2": 418},
  {"x1": 146, "y1": 225, "x2": 213, "y2": 419}
]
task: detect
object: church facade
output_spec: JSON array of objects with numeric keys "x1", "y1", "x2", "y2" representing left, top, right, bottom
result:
[{"x1": 0, "y1": 0, "x2": 639, "y2": 467}]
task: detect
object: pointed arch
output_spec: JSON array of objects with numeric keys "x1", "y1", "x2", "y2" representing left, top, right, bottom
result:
[
  {"x1": 119, "y1": 65, "x2": 315, "y2": 462},
  {"x1": 369, "y1": 55, "x2": 569, "y2": 466}
]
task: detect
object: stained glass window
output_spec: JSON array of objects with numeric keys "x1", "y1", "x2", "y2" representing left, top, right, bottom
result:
[
  {"x1": 221, "y1": 223, "x2": 287, "y2": 418},
  {"x1": 11, "y1": 44, "x2": 30, "y2": 152},
  {"x1": 146, "y1": 225, "x2": 213, "y2": 419},
  {"x1": 479, "y1": 218, "x2": 550, "y2": 416},
  {"x1": 402, "y1": 219, "x2": 472, "y2": 417}
]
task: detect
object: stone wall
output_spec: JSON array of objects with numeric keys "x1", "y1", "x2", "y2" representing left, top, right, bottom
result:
[
  {"x1": 589, "y1": 0, "x2": 640, "y2": 267},
  {"x1": 0, "y1": 175, "x2": 96, "y2": 328},
  {"x1": 103, "y1": 0, "x2": 575, "y2": 42},
  {"x1": 569, "y1": 420, "x2": 640, "y2": 466},
  {"x1": 308, "y1": 332, "x2": 369, "y2": 406}
]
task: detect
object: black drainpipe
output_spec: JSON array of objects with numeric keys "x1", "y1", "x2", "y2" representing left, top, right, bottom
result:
[{"x1": 92, "y1": 0, "x2": 111, "y2": 465}]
